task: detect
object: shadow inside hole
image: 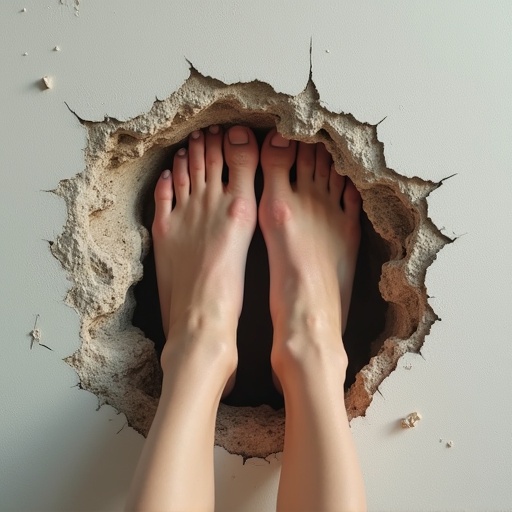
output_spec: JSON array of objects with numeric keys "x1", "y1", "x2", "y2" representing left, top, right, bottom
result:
[{"x1": 132, "y1": 127, "x2": 388, "y2": 410}]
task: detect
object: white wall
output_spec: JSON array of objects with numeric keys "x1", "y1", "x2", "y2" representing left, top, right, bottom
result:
[{"x1": 1, "y1": 1, "x2": 511, "y2": 510}]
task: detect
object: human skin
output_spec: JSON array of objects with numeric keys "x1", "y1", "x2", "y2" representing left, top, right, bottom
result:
[{"x1": 125, "y1": 125, "x2": 366, "y2": 512}]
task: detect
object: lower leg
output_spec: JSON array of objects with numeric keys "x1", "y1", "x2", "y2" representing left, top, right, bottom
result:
[
  {"x1": 274, "y1": 336, "x2": 365, "y2": 512},
  {"x1": 126, "y1": 331, "x2": 235, "y2": 511},
  {"x1": 260, "y1": 130, "x2": 366, "y2": 511}
]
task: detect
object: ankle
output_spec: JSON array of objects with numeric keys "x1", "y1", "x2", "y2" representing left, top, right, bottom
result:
[
  {"x1": 160, "y1": 324, "x2": 237, "y2": 378},
  {"x1": 271, "y1": 331, "x2": 348, "y2": 385}
]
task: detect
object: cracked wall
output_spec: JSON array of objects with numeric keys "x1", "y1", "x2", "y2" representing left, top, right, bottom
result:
[{"x1": 52, "y1": 70, "x2": 450, "y2": 459}]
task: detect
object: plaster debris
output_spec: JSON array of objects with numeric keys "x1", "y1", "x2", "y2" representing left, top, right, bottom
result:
[
  {"x1": 21, "y1": 8, "x2": 27, "y2": 12},
  {"x1": 401, "y1": 412, "x2": 422, "y2": 429},
  {"x1": 42, "y1": 76, "x2": 53, "y2": 89},
  {"x1": 29, "y1": 314, "x2": 52, "y2": 351},
  {"x1": 325, "y1": 49, "x2": 330, "y2": 53},
  {"x1": 23, "y1": 52, "x2": 28, "y2": 56},
  {"x1": 52, "y1": 70, "x2": 449, "y2": 458},
  {"x1": 53, "y1": 46, "x2": 61, "y2": 52},
  {"x1": 403, "y1": 363, "x2": 412, "y2": 370},
  {"x1": 446, "y1": 440, "x2": 454, "y2": 448}
]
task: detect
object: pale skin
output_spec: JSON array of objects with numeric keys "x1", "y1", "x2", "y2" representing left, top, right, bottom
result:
[{"x1": 125, "y1": 125, "x2": 366, "y2": 512}]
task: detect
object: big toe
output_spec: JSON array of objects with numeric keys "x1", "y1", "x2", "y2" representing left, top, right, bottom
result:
[
  {"x1": 260, "y1": 128, "x2": 297, "y2": 193},
  {"x1": 224, "y1": 125, "x2": 258, "y2": 195}
]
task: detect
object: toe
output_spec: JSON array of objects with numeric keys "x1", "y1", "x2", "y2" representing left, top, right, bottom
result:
[
  {"x1": 205, "y1": 125, "x2": 223, "y2": 190},
  {"x1": 329, "y1": 165, "x2": 345, "y2": 205},
  {"x1": 173, "y1": 148, "x2": 190, "y2": 206},
  {"x1": 260, "y1": 128, "x2": 297, "y2": 192},
  {"x1": 296, "y1": 141, "x2": 315, "y2": 189},
  {"x1": 152, "y1": 169, "x2": 173, "y2": 235},
  {"x1": 342, "y1": 178, "x2": 362, "y2": 219},
  {"x1": 188, "y1": 130, "x2": 206, "y2": 194},
  {"x1": 224, "y1": 126, "x2": 258, "y2": 195},
  {"x1": 314, "y1": 143, "x2": 331, "y2": 191}
]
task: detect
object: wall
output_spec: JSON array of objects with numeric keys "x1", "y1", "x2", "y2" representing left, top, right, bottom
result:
[{"x1": 1, "y1": 1, "x2": 511, "y2": 510}]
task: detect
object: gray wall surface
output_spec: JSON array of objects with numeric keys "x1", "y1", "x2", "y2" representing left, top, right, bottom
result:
[{"x1": 1, "y1": 1, "x2": 511, "y2": 510}]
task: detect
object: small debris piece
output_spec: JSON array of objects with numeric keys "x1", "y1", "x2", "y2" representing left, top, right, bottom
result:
[
  {"x1": 21, "y1": 7, "x2": 27, "y2": 12},
  {"x1": 54, "y1": 46, "x2": 61, "y2": 51},
  {"x1": 401, "y1": 411, "x2": 422, "y2": 429},
  {"x1": 29, "y1": 314, "x2": 53, "y2": 350},
  {"x1": 404, "y1": 363, "x2": 412, "y2": 370},
  {"x1": 23, "y1": 52, "x2": 28, "y2": 56},
  {"x1": 42, "y1": 76, "x2": 53, "y2": 89},
  {"x1": 325, "y1": 49, "x2": 330, "y2": 53},
  {"x1": 29, "y1": 315, "x2": 41, "y2": 349},
  {"x1": 446, "y1": 440, "x2": 454, "y2": 448}
]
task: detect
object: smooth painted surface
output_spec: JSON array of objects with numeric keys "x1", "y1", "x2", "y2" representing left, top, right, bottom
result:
[{"x1": 1, "y1": 1, "x2": 511, "y2": 510}]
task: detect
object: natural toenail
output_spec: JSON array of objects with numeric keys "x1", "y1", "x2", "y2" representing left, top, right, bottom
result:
[
  {"x1": 191, "y1": 130, "x2": 201, "y2": 139},
  {"x1": 228, "y1": 126, "x2": 249, "y2": 145},
  {"x1": 271, "y1": 133, "x2": 290, "y2": 147},
  {"x1": 209, "y1": 125, "x2": 220, "y2": 134},
  {"x1": 177, "y1": 148, "x2": 186, "y2": 156},
  {"x1": 161, "y1": 169, "x2": 170, "y2": 179}
]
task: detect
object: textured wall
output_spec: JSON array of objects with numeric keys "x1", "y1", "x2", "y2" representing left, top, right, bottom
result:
[{"x1": 1, "y1": 1, "x2": 511, "y2": 510}]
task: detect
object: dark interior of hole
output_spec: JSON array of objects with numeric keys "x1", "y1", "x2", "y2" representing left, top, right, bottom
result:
[{"x1": 132, "y1": 127, "x2": 389, "y2": 410}]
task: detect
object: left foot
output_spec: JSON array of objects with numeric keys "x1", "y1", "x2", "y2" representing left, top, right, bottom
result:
[{"x1": 152, "y1": 125, "x2": 259, "y2": 391}]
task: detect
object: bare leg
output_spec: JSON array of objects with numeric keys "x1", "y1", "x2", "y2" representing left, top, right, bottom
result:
[
  {"x1": 259, "y1": 130, "x2": 366, "y2": 512},
  {"x1": 126, "y1": 125, "x2": 259, "y2": 512}
]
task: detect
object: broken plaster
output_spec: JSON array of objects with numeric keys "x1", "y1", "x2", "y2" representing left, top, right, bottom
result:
[
  {"x1": 401, "y1": 411, "x2": 422, "y2": 429},
  {"x1": 52, "y1": 69, "x2": 449, "y2": 459}
]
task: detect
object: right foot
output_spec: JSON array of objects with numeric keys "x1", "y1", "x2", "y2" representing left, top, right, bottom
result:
[
  {"x1": 259, "y1": 129, "x2": 362, "y2": 379},
  {"x1": 152, "y1": 125, "x2": 259, "y2": 389}
]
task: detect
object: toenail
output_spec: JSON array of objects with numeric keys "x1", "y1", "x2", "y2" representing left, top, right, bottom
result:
[
  {"x1": 161, "y1": 169, "x2": 170, "y2": 179},
  {"x1": 209, "y1": 125, "x2": 220, "y2": 134},
  {"x1": 177, "y1": 148, "x2": 186, "y2": 156},
  {"x1": 228, "y1": 126, "x2": 249, "y2": 145},
  {"x1": 191, "y1": 130, "x2": 201, "y2": 140},
  {"x1": 271, "y1": 133, "x2": 290, "y2": 148}
]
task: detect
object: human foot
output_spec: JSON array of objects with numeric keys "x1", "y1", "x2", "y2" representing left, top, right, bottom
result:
[
  {"x1": 259, "y1": 129, "x2": 361, "y2": 377},
  {"x1": 152, "y1": 125, "x2": 259, "y2": 391}
]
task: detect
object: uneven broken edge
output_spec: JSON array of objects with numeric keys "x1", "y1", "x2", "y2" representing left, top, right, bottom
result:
[{"x1": 52, "y1": 70, "x2": 450, "y2": 459}]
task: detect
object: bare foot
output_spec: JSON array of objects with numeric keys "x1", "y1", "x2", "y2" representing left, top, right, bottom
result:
[
  {"x1": 152, "y1": 125, "x2": 259, "y2": 392},
  {"x1": 259, "y1": 129, "x2": 361, "y2": 380}
]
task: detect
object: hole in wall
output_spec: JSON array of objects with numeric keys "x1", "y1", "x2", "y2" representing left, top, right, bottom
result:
[
  {"x1": 131, "y1": 129, "x2": 389, "y2": 411},
  {"x1": 52, "y1": 70, "x2": 450, "y2": 459}
]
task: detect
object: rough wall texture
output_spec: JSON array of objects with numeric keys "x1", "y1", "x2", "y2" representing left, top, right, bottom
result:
[{"x1": 52, "y1": 70, "x2": 449, "y2": 458}]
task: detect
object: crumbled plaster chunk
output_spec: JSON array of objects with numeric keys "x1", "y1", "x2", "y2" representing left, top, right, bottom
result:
[
  {"x1": 54, "y1": 46, "x2": 61, "y2": 51},
  {"x1": 30, "y1": 328, "x2": 41, "y2": 343},
  {"x1": 401, "y1": 412, "x2": 422, "y2": 429},
  {"x1": 23, "y1": 52, "x2": 28, "y2": 56},
  {"x1": 42, "y1": 76, "x2": 53, "y2": 89},
  {"x1": 21, "y1": 7, "x2": 27, "y2": 12},
  {"x1": 446, "y1": 440, "x2": 454, "y2": 448}
]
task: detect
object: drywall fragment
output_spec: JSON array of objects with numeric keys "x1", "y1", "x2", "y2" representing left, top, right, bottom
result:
[
  {"x1": 54, "y1": 46, "x2": 61, "y2": 51},
  {"x1": 42, "y1": 76, "x2": 53, "y2": 89},
  {"x1": 21, "y1": 8, "x2": 27, "y2": 12},
  {"x1": 446, "y1": 440, "x2": 454, "y2": 448},
  {"x1": 23, "y1": 52, "x2": 28, "y2": 56},
  {"x1": 401, "y1": 412, "x2": 422, "y2": 429}
]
